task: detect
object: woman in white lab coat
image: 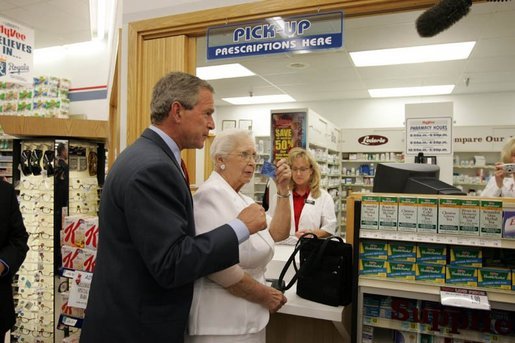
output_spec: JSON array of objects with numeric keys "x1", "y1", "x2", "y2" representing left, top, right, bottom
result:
[
  {"x1": 269, "y1": 147, "x2": 336, "y2": 239},
  {"x1": 186, "y1": 129, "x2": 291, "y2": 343},
  {"x1": 481, "y1": 137, "x2": 515, "y2": 198}
]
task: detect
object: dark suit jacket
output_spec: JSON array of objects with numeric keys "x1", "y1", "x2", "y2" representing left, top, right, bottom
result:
[
  {"x1": 0, "y1": 180, "x2": 29, "y2": 334},
  {"x1": 81, "y1": 129, "x2": 240, "y2": 342}
]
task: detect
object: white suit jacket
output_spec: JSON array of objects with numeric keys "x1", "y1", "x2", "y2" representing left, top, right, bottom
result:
[
  {"x1": 269, "y1": 188, "x2": 337, "y2": 236},
  {"x1": 189, "y1": 171, "x2": 274, "y2": 336}
]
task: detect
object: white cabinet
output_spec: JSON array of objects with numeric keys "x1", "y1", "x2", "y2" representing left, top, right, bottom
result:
[
  {"x1": 241, "y1": 135, "x2": 271, "y2": 204},
  {"x1": 306, "y1": 110, "x2": 343, "y2": 235},
  {"x1": 453, "y1": 151, "x2": 499, "y2": 195}
]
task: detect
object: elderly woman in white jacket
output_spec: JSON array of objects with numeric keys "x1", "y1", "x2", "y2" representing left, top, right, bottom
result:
[
  {"x1": 186, "y1": 128, "x2": 291, "y2": 343},
  {"x1": 269, "y1": 147, "x2": 336, "y2": 239}
]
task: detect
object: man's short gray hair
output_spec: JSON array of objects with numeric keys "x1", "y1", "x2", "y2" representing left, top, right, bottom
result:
[{"x1": 150, "y1": 72, "x2": 214, "y2": 124}]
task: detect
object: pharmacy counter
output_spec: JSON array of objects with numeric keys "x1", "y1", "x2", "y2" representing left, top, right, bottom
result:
[{"x1": 265, "y1": 245, "x2": 351, "y2": 342}]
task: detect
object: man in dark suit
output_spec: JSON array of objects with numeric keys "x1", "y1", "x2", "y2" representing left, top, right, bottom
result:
[
  {"x1": 0, "y1": 180, "x2": 29, "y2": 340},
  {"x1": 81, "y1": 72, "x2": 267, "y2": 342}
]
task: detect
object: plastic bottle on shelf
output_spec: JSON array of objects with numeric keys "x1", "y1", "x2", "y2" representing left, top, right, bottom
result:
[
  {"x1": 258, "y1": 140, "x2": 264, "y2": 154},
  {"x1": 369, "y1": 163, "x2": 374, "y2": 176}
]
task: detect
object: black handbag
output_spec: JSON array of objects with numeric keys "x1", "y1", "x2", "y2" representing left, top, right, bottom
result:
[{"x1": 273, "y1": 233, "x2": 353, "y2": 307}]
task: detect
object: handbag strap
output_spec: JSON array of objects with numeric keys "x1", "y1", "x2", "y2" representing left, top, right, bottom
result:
[
  {"x1": 277, "y1": 233, "x2": 319, "y2": 291},
  {"x1": 305, "y1": 235, "x2": 344, "y2": 273}
]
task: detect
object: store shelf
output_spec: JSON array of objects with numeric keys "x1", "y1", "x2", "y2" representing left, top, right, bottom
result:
[
  {"x1": 342, "y1": 159, "x2": 400, "y2": 163},
  {"x1": 359, "y1": 229, "x2": 515, "y2": 249},
  {"x1": 362, "y1": 315, "x2": 514, "y2": 342},
  {"x1": 342, "y1": 175, "x2": 374, "y2": 178},
  {"x1": 0, "y1": 115, "x2": 108, "y2": 140},
  {"x1": 360, "y1": 277, "x2": 515, "y2": 309},
  {"x1": 454, "y1": 182, "x2": 487, "y2": 186},
  {"x1": 453, "y1": 165, "x2": 495, "y2": 169}
]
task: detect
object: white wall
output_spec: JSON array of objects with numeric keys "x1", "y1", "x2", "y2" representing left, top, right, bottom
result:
[
  {"x1": 34, "y1": 40, "x2": 110, "y2": 120},
  {"x1": 214, "y1": 91, "x2": 515, "y2": 135}
]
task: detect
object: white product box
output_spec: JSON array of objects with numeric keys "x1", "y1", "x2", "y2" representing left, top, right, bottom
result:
[
  {"x1": 398, "y1": 196, "x2": 418, "y2": 232},
  {"x1": 480, "y1": 200, "x2": 503, "y2": 238},
  {"x1": 417, "y1": 197, "x2": 438, "y2": 234},
  {"x1": 438, "y1": 198, "x2": 461, "y2": 235},
  {"x1": 361, "y1": 195, "x2": 380, "y2": 230},
  {"x1": 459, "y1": 199, "x2": 480, "y2": 236},
  {"x1": 379, "y1": 196, "x2": 398, "y2": 231}
]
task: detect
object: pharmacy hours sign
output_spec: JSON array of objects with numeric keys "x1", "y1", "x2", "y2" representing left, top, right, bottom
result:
[{"x1": 406, "y1": 117, "x2": 452, "y2": 155}]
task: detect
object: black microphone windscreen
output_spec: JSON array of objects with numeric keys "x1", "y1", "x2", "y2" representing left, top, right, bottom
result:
[{"x1": 416, "y1": 0, "x2": 472, "y2": 37}]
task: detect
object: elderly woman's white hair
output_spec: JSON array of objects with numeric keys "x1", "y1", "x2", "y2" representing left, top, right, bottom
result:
[{"x1": 210, "y1": 128, "x2": 255, "y2": 164}]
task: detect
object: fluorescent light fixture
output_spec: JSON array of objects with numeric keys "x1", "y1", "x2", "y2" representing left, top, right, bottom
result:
[
  {"x1": 350, "y1": 41, "x2": 476, "y2": 67},
  {"x1": 368, "y1": 85, "x2": 455, "y2": 98},
  {"x1": 222, "y1": 94, "x2": 295, "y2": 105},
  {"x1": 90, "y1": 0, "x2": 108, "y2": 40},
  {"x1": 196, "y1": 64, "x2": 255, "y2": 80}
]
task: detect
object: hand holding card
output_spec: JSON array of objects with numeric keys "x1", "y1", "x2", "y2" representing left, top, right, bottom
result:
[{"x1": 261, "y1": 160, "x2": 276, "y2": 178}]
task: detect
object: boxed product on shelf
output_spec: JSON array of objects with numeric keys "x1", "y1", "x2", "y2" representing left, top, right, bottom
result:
[
  {"x1": 359, "y1": 258, "x2": 388, "y2": 276},
  {"x1": 480, "y1": 200, "x2": 503, "y2": 238},
  {"x1": 417, "y1": 243, "x2": 447, "y2": 265},
  {"x1": 502, "y1": 209, "x2": 515, "y2": 238},
  {"x1": 388, "y1": 241, "x2": 417, "y2": 262},
  {"x1": 417, "y1": 197, "x2": 438, "y2": 234},
  {"x1": 438, "y1": 198, "x2": 461, "y2": 235},
  {"x1": 478, "y1": 267, "x2": 512, "y2": 289},
  {"x1": 60, "y1": 292, "x2": 86, "y2": 319},
  {"x1": 398, "y1": 196, "x2": 418, "y2": 232},
  {"x1": 62, "y1": 216, "x2": 99, "y2": 250},
  {"x1": 445, "y1": 265, "x2": 478, "y2": 286},
  {"x1": 387, "y1": 261, "x2": 416, "y2": 280},
  {"x1": 62, "y1": 216, "x2": 85, "y2": 247},
  {"x1": 449, "y1": 246, "x2": 482, "y2": 268},
  {"x1": 415, "y1": 263, "x2": 446, "y2": 284},
  {"x1": 360, "y1": 239, "x2": 388, "y2": 260},
  {"x1": 361, "y1": 195, "x2": 380, "y2": 229},
  {"x1": 379, "y1": 196, "x2": 399, "y2": 231},
  {"x1": 459, "y1": 199, "x2": 480, "y2": 235},
  {"x1": 83, "y1": 217, "x2": 99, "y2": 250},
  {"x1": 61, "y1": 245, "x2": 97, "y2": 272}
]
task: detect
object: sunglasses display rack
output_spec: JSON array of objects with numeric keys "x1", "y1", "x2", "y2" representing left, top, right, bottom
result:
[
  {"x1": 0, "y1": 134, "x2": 14, "y2": 184},
  {"x1": 12, "y1": 139, "x2": 56, "y2": 343},
  {"x1": 8, "y1": 137, "x2": 105, "y2": 343}
]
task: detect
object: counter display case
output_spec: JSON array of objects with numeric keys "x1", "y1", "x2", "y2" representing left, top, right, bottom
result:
[{"x1": 346, "y1": 193, "x2": 515, "y2": 343}]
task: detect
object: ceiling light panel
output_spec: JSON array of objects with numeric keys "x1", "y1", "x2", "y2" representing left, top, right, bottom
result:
[
  {"x1": 368, "y1": 85, "x2": 455, "y2": 98},
  {"x1": 196, "y1": 64, "x2": 255, "y2": 80},
  {"x1": 222, "y1": 94, "x2": 295, "y2": 105},
  {"x1": 350, "y1": 42, "x2": 476, "y2": 67}
]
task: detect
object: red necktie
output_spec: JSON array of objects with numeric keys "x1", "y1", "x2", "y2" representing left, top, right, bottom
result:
[{"x1": 180, "y1": 159, "x2": 190, "y2": 185}]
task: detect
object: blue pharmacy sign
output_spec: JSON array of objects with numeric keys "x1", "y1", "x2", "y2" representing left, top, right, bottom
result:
[{"x1": 206, "y1": 11, "x2": 344, "y2": 60}]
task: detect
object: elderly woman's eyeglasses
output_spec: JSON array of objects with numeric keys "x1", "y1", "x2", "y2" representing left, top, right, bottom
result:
[{"x1": 230, "y1": 151, "x2": 257, "y2": 162}]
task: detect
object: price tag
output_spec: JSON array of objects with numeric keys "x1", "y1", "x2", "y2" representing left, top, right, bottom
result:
[
  {"x1": 440, "y1": 287, "x2": 490, "y2": 310},
  {"x1": 62, "y1": 269, "x2": 75, "y2": 278},
  {"x1": 360, "y1": 230, "x2": 372, "y2": 238},
  {"x1": 62, "y1": 316, "x2": 78, "y2": 326}
]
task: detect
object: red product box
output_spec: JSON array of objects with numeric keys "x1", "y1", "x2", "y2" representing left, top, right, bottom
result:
[{"x1": 83, "y1": 217, "x2": 99, "y2": 250}]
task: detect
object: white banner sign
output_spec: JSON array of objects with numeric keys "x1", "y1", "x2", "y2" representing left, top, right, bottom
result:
[
  {"x1": 406, "y1": 117, "x2": 452, "y2": 155},
  {"x1": 68, "y1": 271, "x2": 93, "y2": 309},
  {"x1": 0, "y1": 16, "x2": 34, "y2": 84}
]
